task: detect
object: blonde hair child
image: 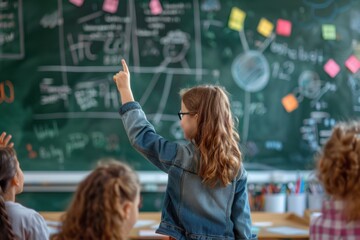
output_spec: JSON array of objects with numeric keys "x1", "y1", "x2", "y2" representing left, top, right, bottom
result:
[{"x1": 51, "y1": 160, "x2": 140, "y2": 240}]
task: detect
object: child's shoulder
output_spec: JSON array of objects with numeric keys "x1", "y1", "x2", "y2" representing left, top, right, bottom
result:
[{"x1": 6, "y1": 201, "x2": 44, "y2": 221}]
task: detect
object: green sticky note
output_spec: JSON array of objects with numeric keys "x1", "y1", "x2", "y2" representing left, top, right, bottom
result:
[{"x1": 322, "y1": 24, "x2": 336, "y2": 40}]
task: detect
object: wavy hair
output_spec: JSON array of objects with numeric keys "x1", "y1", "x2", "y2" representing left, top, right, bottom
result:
[
  {"x1": 180, "y1": 85, "x2": 242, "y2": 187},
  {"x1": 316, "y1": 121, "x2": 360, "y2": 221},
  {"x1": 51, "y1": 160, "x2": 140, "y2": 240},
  {"x1": 0, "y1": 147, "x2": 17, "y2": 240}
]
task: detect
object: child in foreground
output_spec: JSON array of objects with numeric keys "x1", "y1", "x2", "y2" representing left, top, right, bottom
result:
[
  {"x1": 113, "y1": 59, "x2": 256, "y2": 239},
  {"x1": 0, "y1": 132, "x2": 49, "y2": 240},
  {"x1": 51, "y1": 159, "x2": 140, "y2": 240},
  {"x1": 310, "y1": 121, "x2": 360, "y2": 239}
]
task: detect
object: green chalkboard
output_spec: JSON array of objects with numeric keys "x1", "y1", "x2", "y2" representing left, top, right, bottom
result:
[{"x1": 1, "y1": 0, "x2": 360, "y2": 171}]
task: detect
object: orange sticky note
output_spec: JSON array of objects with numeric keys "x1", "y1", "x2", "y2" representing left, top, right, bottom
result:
[
  {"x1": 282, "y1": 94, "x2": 298, "y2": 112},
  {"x1": 257, "y1": 18, "x2": 274, "y2": 37},
  {"x1": 228, "y1": 7, "x2": 246, "y2": 31},
  {"x1": 345, "y1": 55, "x2": 360, "y2": 73},
  {"x1": 276, "y1": 19, "x2": 292, "y2": 37}
]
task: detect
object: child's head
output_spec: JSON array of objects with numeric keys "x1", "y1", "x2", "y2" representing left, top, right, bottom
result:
[
  {"x1": 317, "y1": 120, "x2": 360, "y2": 220},
  {"x1": 0, "y1": 146, "x2": 24, "y2": 239},
  {"x1": 0, "y1": 147, "x2": 24, "y2": 196},
  {"x1": 180, "y1": 85, "x2": 241, "y2": 187},
  {"x1": 52, "y1": 159, "x2": 140, "y2": 240},
  {"x1": 180, "y1": 85, "x2": 236, "y2": 142}
]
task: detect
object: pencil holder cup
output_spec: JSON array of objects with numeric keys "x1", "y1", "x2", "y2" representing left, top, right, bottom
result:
[
  {"x1": 264, "y1": 193, "x2": 286, "y2": 213},
  {"x1": 287, "y1": 193, "x2": 306, "y2": 216},
  {"x1": 307, "y1": 193, "x2": 323, "y2": 210}
]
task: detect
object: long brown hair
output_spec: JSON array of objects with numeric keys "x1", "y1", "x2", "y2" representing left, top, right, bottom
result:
[
  {"x1": 316, "y1": 121, "x2": 360, "y2": 221},
  {"x1": 0, "y1": 147, "x2": 17, "y2": 240},
  {"x1": 51, "y1": 160, "x2": 140, "y2": 240},
  {"x1": 180, "y1": 85, "x2": 242, "y2": 187}
]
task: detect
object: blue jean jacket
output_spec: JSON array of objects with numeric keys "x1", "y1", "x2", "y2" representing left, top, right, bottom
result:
[{"x1": 120, "y1": 102, "x2": 257, "y2": 240}]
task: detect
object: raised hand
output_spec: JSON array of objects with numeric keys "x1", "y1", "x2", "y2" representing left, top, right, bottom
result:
[
  {"x1": 113, "y1": 59, "x2": 131, "y2": 91},
  {"x1": 113, "y1": 59, "x2": 134, "y2": 104},
  {"x1": 0, "y1": 132, "x2": 14, "y2": 148}
]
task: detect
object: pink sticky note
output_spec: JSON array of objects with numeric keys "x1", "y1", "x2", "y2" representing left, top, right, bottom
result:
[
  {"x1": 102, "y1": 0, "x2": 118, "y2": 13},
  {"x1": 150, "y1": 0, "x2": 163, "y2": 15},
  {"x1": 345, "y1": 55, "x2": 360, "y2": 73},
  {"x1": 276, "y1": 19, "x2": 292, "y2": 37},
  {"x1": 69, "y1": 0, "x2": 84, "y2": 7},
  {"x1": 324, "y1": 59, "x2": 340, "y2": 78}
]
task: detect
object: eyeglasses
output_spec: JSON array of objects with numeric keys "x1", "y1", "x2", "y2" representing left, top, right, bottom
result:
[{"x1": 178, "y1": 111, "x2": 196, "y2": 120}]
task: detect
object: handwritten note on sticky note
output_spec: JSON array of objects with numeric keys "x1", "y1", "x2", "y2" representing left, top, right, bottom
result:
[
  {"x1": 345, "y1": 55, "x2": 360, "y2": 73},
  {"x1": 150, "y1": 0, "x2": 163, "y2": 15},
  {"x1": 102, "y1": 0, "x2": 119, "y2": 13},
  {"x1": 257, "y1": 18, "x2": 274, "y2": 37},
  {"x1": 282, "y1": 94, "x2": 298, "y2": 113},
  {"x1": 276, "y1": 19, "x2": 292, "y2": 37},
  {"x1": 228, "y1": 7, "x2": 246, "y2": 31},
  {"x1": 69, "y1": 0, "x2": 84, "y2": 7},
  {"x1": 322, "y1": 24, "x2": 336, "y2": 40},
  {"x1": 324, "y1": 59, "x2": 340, "y2": 78}
]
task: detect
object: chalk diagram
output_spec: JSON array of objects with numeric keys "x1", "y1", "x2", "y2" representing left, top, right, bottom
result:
[
  {"x1": 36, "y1": 0, "x2": 219, "y2": 144},
  {"x1": 229, "y1": 0, "x2": 356, "y2": 163},
  {"x1": 230, "y1": 31, "x2": 272, "y2": 144},
  {"x1": 130, "y1": 0, "x2": 220, "y2": 140},
  {"x1": 298, "y1": 0, "x2": 355, "y2": 152}
]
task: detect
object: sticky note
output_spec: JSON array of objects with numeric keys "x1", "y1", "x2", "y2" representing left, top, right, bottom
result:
[
  {"x1": 228, "y1": 7, "x2": 246, "y2": 31},
  {"x1": 276, "y1": 19, "x2": 292, "y2": 37},
  {"x1": 69, "y1": 0, "x2": 84, "y2": 6},
  {"x1": 257, "y1": 18, "x2": 274, "y2": 37},
  {"x1": 149, "y1": 0, "x2": 163, "y2": 15},
  {"x1": 322, "y1": 24, "x2": 336, "y2": 40},
  {"x1": 282, "y1": 94, "x2": 298, "y2": 112},
  {"x1": 345, "y1": 55, "x2": 360, "y2": 73},
  {"x1": 102, "y1": 0, "x2": 119, "y2": 13},
  {"x1": 324, "y1": 59, "x2": 340, "y2": 78}
]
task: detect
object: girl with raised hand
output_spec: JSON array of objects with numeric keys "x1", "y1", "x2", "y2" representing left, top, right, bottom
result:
[
  {"x1": 0, "y1": 145, "x2": 49, "y2": 240},
  {"x1": 113, "y1": 59, "x2": 256, "y2": 239}
]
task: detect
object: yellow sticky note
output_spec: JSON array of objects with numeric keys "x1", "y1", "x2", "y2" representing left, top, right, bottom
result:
[
  {"x1": 322, "y1": 24, "x2": 336, "y2": 40},
  {"x1": 257, "y1": 18, "x2": 274, "y2": 37},
  {"x1": 228, "y1": 7, "x2": 246, "y2": 31},
  {"x1": 282, "y1": 94, "x2": 298, "y2": 112}
]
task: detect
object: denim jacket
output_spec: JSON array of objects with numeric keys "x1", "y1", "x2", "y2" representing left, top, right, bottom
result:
[{"x1": 120, "y1": 102, "x2": 257, "y2": 240}]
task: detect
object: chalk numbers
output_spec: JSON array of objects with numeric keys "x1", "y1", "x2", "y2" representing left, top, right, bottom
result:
[
  {"x1": 271, "y1": 61, "x2": 295, "y2": 81},
  {"x1": 0, "y1": 80, "x2": 15, "y2": 104}
]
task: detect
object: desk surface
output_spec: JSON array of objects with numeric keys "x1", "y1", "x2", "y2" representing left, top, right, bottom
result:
[{"x1": 40, "y1": 212, "x2": 309, "y2": 240}]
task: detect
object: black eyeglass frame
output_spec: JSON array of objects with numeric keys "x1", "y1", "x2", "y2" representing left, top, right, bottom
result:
[{"x1": 178, "y1": 111, "x2": 196, "y2": 120}]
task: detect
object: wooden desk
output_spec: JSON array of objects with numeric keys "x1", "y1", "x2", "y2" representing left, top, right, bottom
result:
[
  {"x1": 252, "y1": 212, "x2": 309, "y2": 240},
  {"x1": 40, "y1": 212, "x2": 309, "y2": 240}
]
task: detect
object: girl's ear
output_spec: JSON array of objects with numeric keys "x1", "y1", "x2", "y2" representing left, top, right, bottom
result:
[
  {"x1": 122, "y1": 201, "x2": 132, "y2": 219},
  {"x1": 11, "y1": 176, "x2": 19, "y2": 187}
]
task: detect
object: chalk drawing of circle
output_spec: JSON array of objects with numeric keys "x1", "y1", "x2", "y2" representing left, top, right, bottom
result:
[
  {"x1": 231, "y1": 50, "x2": 270, "y2": 92},
  {"x1": 298, "y1": 70, "x2": 321, "y2": 99}
]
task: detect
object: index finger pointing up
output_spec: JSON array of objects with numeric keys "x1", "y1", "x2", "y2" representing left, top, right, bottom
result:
[{"x1": 121, "y1": 59, "x2": 129, "y2": 74}]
